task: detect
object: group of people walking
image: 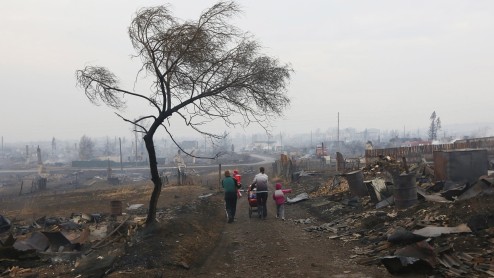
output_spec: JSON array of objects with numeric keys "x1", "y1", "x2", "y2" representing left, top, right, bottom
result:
[{"x1": 221, "y1": 166, "x2": 291, "y2": 223}]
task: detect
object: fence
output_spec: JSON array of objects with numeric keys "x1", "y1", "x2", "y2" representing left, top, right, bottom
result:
[{"x1": 365, "y1": 136, "x2": 494, "y2": 165}]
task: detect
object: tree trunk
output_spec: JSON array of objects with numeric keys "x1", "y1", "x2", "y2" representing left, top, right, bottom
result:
[{"x1": 144, "y1": 134, "x2": 162, "y2": 224}]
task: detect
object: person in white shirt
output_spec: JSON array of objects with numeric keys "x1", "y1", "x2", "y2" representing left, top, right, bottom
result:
[{"x1": 251, "y1": 167, "x2": 269, "y2": 219}]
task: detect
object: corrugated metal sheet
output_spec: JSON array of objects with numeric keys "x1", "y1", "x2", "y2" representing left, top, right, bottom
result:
[{"x1": 433, "y1": 149, "x2": 488, "y2": 183}]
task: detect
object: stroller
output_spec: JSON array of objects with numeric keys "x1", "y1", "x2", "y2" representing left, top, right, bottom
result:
[{"x1": 247, "y1": 188, "x2": 259, "y2": 218}]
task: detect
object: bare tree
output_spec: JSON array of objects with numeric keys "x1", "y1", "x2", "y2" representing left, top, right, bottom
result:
[
  {"x1": 103, "y1": 136, "x2": 113, "y2": 156},
  {"x1": 75, "y1": 1, "x2": 292, "y2": 224},
  {"x1": 79, "y1": 135, "x2": 94, "y2": 160}
]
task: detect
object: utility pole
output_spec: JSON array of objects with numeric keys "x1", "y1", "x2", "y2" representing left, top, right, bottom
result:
[
  {"x1": 280, "y1": 131, "x2": 283, "y2": 152},
  {"x1": 218, "y1": 164, "x2": 222, "y2": 192},
  {"x1": 134, "y1": 126, "x2": 138, "y2": 167},
  {"x1": 337, "y1": 112, "x2": 340, "y2": 152},
  {"x1": 267, "y1": 133, "x2": 271, "y2": 152},
  {"x1": 310, "y1": 130, "x2": 313, "y2": 150},
  {"x1": 119, "y1": 137, "x2": 123, "y2": 172},
  {"x1": 164, "y1": 139, "x2": 167, "y2": 156}
]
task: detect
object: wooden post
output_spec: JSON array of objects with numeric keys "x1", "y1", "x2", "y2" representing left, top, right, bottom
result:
[{"x1": 402, "y1": 157, "x2": 409, "y2": 174}]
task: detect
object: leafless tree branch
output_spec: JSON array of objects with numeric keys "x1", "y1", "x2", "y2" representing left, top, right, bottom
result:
[
  {"x1": 75, "y1": 1, "x2": 292, "y2": 224},
  {"x1": 162, "y1": 124, "x2": 221, "y2": 160}
]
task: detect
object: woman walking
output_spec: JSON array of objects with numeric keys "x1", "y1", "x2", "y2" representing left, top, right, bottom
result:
[{"x1": 222, "y1": 170, "x2": 240, "y2": 223}]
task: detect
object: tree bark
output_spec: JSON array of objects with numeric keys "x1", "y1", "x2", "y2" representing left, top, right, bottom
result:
[{"x1": 144, "y1": 133, "x2": 162, "y2": 224}]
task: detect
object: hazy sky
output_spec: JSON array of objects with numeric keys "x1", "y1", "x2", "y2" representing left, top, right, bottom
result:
[{"x1": 2, "y1": 0, "x2": 494, "y2": 143}]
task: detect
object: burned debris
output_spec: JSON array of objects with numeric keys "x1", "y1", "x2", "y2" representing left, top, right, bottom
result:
[
  {"x1": 292, "y1": 149, "x2": 494, "y2": 277},
  {"x1": 0, "y1": 197, "x2": 211, "y2": 277}
]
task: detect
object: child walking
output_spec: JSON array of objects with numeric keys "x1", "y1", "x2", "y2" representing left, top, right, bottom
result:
[{"x1": 272, "y1": 183, "x2": 292, "y2": 220}]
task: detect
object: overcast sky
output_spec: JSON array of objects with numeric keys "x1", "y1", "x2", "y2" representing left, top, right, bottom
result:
[{"x1": 1, "y1": 0, "x2": 494, "y2": 143}]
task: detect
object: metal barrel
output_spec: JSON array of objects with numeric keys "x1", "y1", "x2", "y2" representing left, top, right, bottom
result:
[
  {"x1": 394, "y1": 173, "x2": 417, "y2": 209},
  {"x1": 345, "y1": 170, "x2": 368, "y2": 197}
]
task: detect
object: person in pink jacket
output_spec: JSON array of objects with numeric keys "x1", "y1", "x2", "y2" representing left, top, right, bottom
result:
[{"x1": 272, "y1": 183, "x2": 292, "y2": 220}]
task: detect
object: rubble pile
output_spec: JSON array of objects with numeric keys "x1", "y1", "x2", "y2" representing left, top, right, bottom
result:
[
  {"x1": 310, "y1": 175, "x2": 350, "y2": 197},
  {"x1": 0, "y1": 202, "x2": 198, "y2": 277},
  {"x1": 294, "y1": 155, "x2": 494, "y2": 277}
]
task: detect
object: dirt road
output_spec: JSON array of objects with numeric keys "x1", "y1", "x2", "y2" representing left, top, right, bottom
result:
[
  {"x1": 184, "y1": 182, "x2": 391, "y2": 278},
  {"x1": 101, "y1": 169, "x2": 393, "y2": 278}
]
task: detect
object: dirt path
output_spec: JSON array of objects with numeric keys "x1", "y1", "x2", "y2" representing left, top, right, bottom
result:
[
  {"x1": 188, "y1": 182, "x2": 392, "y2": 278},
  {"x1": 0, "y1": 166, "x2": 394, "y2": 277}
]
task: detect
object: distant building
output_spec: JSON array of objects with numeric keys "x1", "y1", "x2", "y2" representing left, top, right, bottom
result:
[
  {"x1": 389, "y1": 137, "x2": 431, "y2": 147},
  {"x1": 251, "y1": 140, "x2": 277, "y2": 151}
]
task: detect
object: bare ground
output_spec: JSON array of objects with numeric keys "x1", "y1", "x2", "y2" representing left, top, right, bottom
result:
[
  {"x1": 2, "y1": 165, "x2": 492, "y2": 277},
  {"x1": 0, "y1": 166, "x2": 392, "y2": 278}
]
